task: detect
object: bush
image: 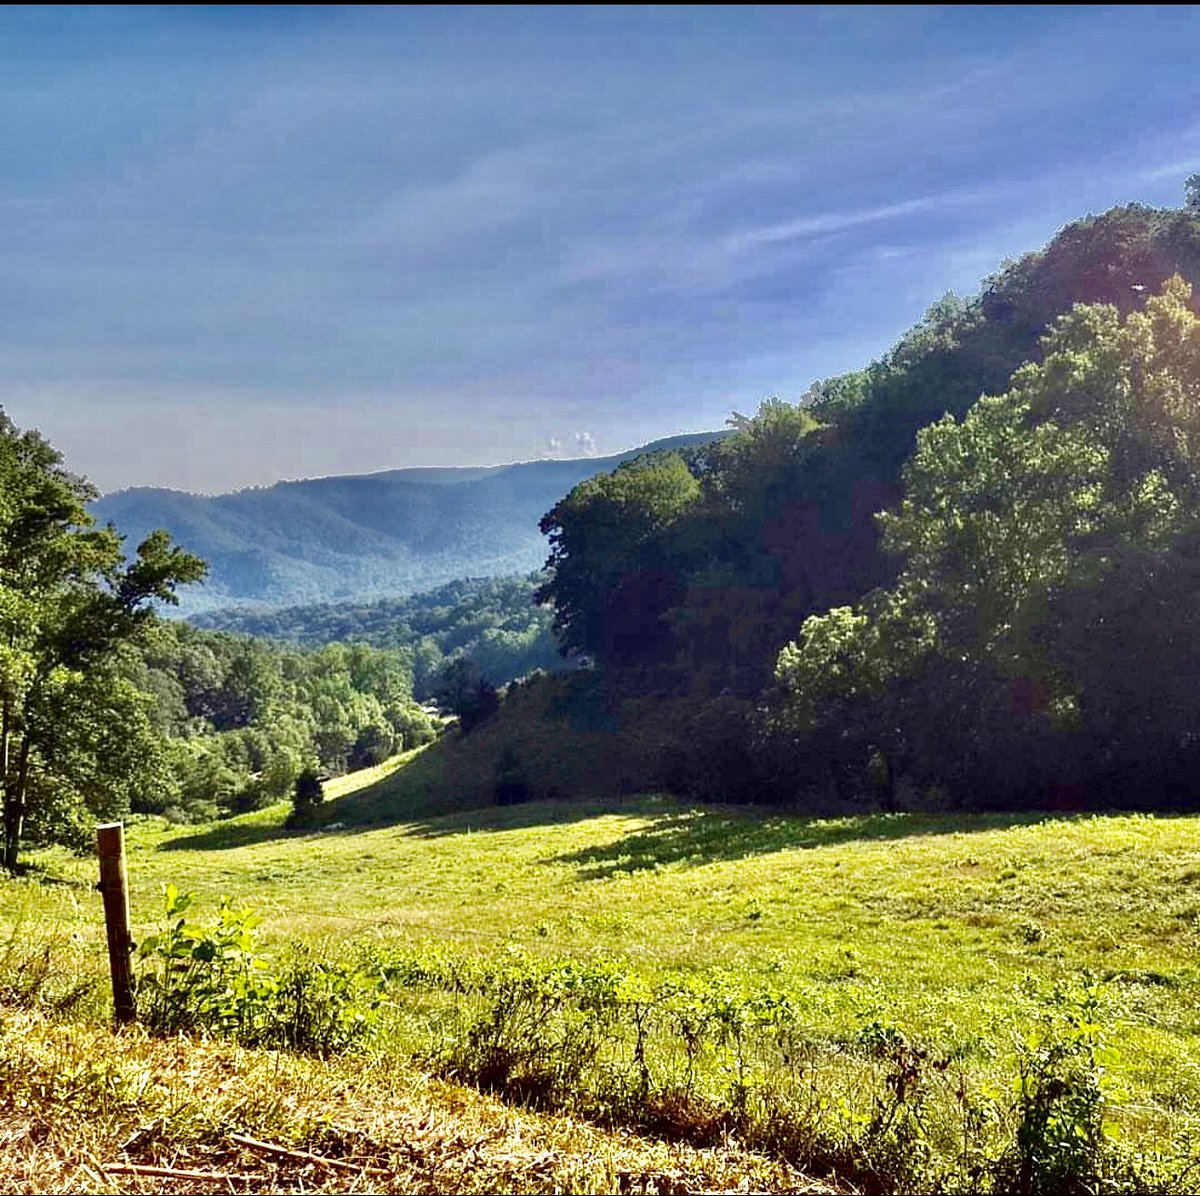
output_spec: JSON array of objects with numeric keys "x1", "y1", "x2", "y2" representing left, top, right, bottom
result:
[
  {"x1": 287, "y1": 768, "x2": 325, "y2": 827},
  {"x1": 394, "y1": 703, "x2": 438, "y2": 748},
  {"x1": 493, "y1": 746, "x2": 532, "y2": 806},
  {"x1": 136, "y1": 886, "x2": 381, "y2": 1055},
  {"x1": 992, "y1": 980, "x2": 1124, "y2": 1195},
  {"x1": 652, "y1": 696, "x2": 778, "y2": 804}
]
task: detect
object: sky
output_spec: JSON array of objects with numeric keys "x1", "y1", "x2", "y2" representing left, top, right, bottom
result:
[{"x1": 3, "y1": 5, "x2": 1200, "y2": 494}]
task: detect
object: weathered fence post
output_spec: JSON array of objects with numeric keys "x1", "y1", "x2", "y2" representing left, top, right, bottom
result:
[{"x1": 96, "y1": 822, "x2": 136, "y2": 1023}]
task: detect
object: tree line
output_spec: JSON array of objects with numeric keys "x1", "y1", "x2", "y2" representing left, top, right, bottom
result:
[
  {"x1": 192, "y1": 574, "x2": 565, "y2": 700},
  {"x1": 0, "y1": 417, "x2": 204, "y2": 869},
  {"x1": 535, "y1": 201, "x2": 1200, "y2": 811},
  {"x1": 0, "y1": 418, "x2": 440, "y2": 869},
  {"x1": 126, "y1": 624, "x2": 436, "y2": 825}
]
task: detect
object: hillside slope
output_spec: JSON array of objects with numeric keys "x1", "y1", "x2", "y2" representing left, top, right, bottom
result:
[
  {"x1": 192, "y1": 574, "x2": 566, "y2": 697},
  {"x1": 536, "y1": 204, "x2": 1200, "y2": 697},
  {"x1": 91, "y1": 432, "x2": 728, "y2": 611}
]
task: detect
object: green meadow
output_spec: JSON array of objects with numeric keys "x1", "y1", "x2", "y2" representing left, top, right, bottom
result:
[{"x1": 5, "y1": 754, "x2": 1200, "y2": 1190}]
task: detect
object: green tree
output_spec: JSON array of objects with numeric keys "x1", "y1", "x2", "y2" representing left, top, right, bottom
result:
[
  {"x1": 776, "y1": 277, "x2": 1200, "y2": 805},
  {"x1": 433, "y1": 657, "x2": 500, "y2": 732},
  {"x1": 350, "y1": 721, "x2": 393, "y2": 768},
  {"x1": 0, "y1": 414, "x2": 205, "y2": 870},
  {"x1": 289, "y1": 766, "x2": 325, "y2": 825},
  {"x1": 537, "y1": 451, "x2": 700, "y2": 663}
]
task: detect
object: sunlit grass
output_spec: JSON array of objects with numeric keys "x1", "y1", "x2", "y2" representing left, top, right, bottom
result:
[
  {"x1": 5, "y1": 757, "x2": 1200, "y2": 1182},
  {"x1": 10, "y1": 784, "x2": 1200, "y2": 1055}
]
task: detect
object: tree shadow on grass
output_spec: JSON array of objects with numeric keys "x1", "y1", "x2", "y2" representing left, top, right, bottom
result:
[
  {"x1": 156, "y1": 787, "x2": 1072, "y2": 869},
  {"x1": 157, "y1": 793, "x2": 647, "y2": 853},
  {"x1": 548, "y1": 805, "x2": 1065, "y2": 879},
  {"x1": 8, "y1": 860, "x2": 93, "y2": 889},
  {"x1": 396, "y1": 793, "x2": 1070, "y2": 875},
  {"x1": 160, "y1": 819, "x2": 307, "y2": 853}
]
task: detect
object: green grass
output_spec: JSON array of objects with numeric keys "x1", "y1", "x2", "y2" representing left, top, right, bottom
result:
[
  {"x1": 311, "y1": 673, "x2": 694, "y2": 824},
  {"x1": 5, "y1": 758, "x2": 1200, "y2": 1185},
  {"x1": 10, "y1": 784, "x2": 1200, "y2": 1066}
]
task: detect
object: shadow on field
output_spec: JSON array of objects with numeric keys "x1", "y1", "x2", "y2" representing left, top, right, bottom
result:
[
  {"x1": 550, "y1": 806, "x2": 1059, "y2": 878},
  {"x1": 399, "y1": 796, "x2": 1061, "y2": 876},
  {"x1": 159, "y1": 820, "x2": 303, "y2": 853},
  {"x1": 156, "y1": 788, "x2": 1061, "y2": 870},
  {"x1": 11, "y1": 861, "x2": 93, "y2": 889}
]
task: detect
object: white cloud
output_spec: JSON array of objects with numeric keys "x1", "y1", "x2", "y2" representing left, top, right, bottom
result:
[{"x1": 723, "y1": 194, "x2": 973, "y2": 254}]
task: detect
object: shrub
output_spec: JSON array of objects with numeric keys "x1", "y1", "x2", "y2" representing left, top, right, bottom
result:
[
  {"x1": 287, "y1": 768, "x2": 325, "y2": 827},
  {"x1": 493, "y1": 746, "x2": 532, "y2": 806},
  {"x1": 136, "y1": 886, "x2": 380, "y2": 1054},
  {"x1": 991, "y1": 980, "x2": 1125, "y2": 1195}
]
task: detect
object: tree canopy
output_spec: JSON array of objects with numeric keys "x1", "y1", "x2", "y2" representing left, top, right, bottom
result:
[
  {"x1": 526, "y1": 203, "x2": 1200, "y2": 811},
  {"x1": 0, "y1": 413, "x2": 205, "y2": 869},
  {"x1": 775, "y1": 276, "x2": 1200, "y2": 807},
  {"x1": 536, "y1": 206, "x2": 1200, "y2": 704},
  {"x1": 193, "y1": 573, "x2": 565, "y2": 699},
  {"x1": 537, "y1": 452, "x2": 701, "y2": 664}
]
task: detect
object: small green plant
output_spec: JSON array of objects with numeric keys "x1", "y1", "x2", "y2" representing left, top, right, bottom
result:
[
  {"x1": 267, "y1": 944, "x2": 384, "y2": 1055},
  {"x1": 441, "y1": 952, "x2": 625, "y2": 1107},
  {"x1": 992, "y1": 980, "x2": 1123, "y2": 1195},
  {"x1": 136, "y1": 885, "x2": 381, "y2": 1054},
  {"x1": 136, "y1": 884, "x2": 273, "y2": 1037}
]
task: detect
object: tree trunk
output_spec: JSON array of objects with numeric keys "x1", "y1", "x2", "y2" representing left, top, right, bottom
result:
[
  {"x1": 1, "y1": 696, "x2": 10, "y2": 787},
  {"x1": 2, "y1": 789, "x2": 18, "y2": 873},
  {"x1": 0, "y1": 699, "x2": 10, "y2": 872},
  {"x1": 3, "y1": 736, "x2": 29, "y2": 873}
]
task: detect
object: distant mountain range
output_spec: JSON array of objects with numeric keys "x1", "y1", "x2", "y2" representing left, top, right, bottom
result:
[{"x1": 91, "y1": 432, "x2": 728, "y2": 611}]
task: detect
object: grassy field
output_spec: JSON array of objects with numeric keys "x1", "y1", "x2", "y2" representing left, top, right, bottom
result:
[{"x1": 4, "y1": 757, "x2": 1200, "y2": 1190}]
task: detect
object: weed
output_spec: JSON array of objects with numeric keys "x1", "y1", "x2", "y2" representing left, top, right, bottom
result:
[
  {"x1": 136, "y1": 885, "x2": 381, "y2": 1054},
  {"x1": 992, "y1": 979, "x2": 1124, "y2": 1194},
  {"x1": 0, "y1": 916, "x2": 94, "y2": 1014}
]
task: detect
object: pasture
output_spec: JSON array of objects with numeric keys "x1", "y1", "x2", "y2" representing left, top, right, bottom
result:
[{"x1": 4, "y1": 765, "x2": 1200, "y2": 1190}]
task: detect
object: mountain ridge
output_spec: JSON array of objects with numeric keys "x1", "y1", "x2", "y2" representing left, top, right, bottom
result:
[
  {"x1": 91, "y1": 431, "x2": 730, "y2": 612},
  {"x1": 96, "y1": 433, "x2": 723, "y2": 502}
]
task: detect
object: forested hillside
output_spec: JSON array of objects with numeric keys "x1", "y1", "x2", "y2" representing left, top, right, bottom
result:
[
  {"x1": 430, "y1": 201, "x2": 1200, "y2": 816},
  {"x1": 192, "y1": 574, "x2": 564, "y2": 697},
  {"x1": 124, "y1": 622, "x2": 436, "y2": 825},
  {"x1": 0, "y1": 407, "x2": 441, "y2": 866},
  {"x1": 92, "y1": 433, "x2": 728, "y2": 611},
  {"x1": 540, "y1": 204, "x2": 1200, "y2": 694}
]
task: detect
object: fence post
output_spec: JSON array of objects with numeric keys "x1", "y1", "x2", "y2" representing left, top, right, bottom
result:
[{"x1": 96, "y1": 822, "x2": 136, "y2": 1023}]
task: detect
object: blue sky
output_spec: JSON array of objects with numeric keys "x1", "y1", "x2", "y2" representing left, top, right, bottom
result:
[{"x1": 3, "y1": 5, "x2": 1199, "y2": 493}]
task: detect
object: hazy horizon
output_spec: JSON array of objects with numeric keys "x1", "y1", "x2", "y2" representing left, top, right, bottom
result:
[{"x1": 91, "y1": 425, "x2": 723, "y2": 499}]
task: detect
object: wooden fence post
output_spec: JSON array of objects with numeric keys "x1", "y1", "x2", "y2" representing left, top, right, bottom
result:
[{"x1": 96, "y1": 822, "x2": 136, "y2": 1023}]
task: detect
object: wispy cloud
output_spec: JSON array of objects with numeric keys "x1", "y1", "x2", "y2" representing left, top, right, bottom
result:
[
  {"x1": 723, "y1": 193, "x2": 980, "y2": 254},
  {"x1": 1, "y1": 6, "x2": 1198, "y2": 490},
  {"x1": 1136, "y1": 157, "x2": 1200, "y2": 186}
]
